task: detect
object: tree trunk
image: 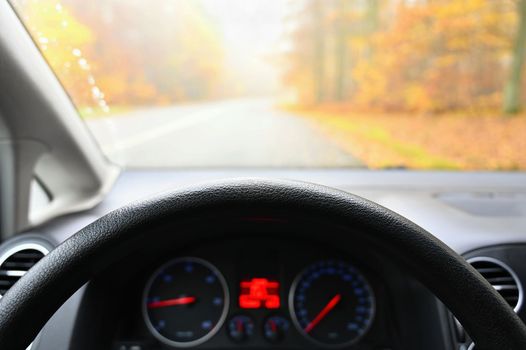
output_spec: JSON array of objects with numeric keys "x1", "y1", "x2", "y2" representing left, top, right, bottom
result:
[
  {"x1": 313, "y1": 0, "x2": 326, "y2": 104},
  {"x1": 363, "y1": 0, "x2": 379, "y2": 60},
  {"x1": 503, "y1": 0, "x2": 526, "y2": 114},
  {"x1": 334, "y1": 0, "x2": 347, "y2": 102},
  {"x1": 366, "y1": 0, "x2": 379, "y2": 33}
]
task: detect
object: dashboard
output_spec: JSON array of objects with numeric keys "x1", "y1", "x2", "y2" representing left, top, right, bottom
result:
[
  {"x1": 0, "y1": 169, "x2": 525, "y2": 350},
  {"x1": 71, "y1": 227, "x2": 448, "y2": 350}
]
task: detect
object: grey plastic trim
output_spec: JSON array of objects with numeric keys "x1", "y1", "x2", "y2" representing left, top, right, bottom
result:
[{"x1": 0, "y1": 1, "x2": 120, "y2": 236}]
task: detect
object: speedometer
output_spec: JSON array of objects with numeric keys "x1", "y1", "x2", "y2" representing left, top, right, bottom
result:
[
  {"x1": 289, "y1": 260, "x2": 374, "y2": 347},
  {"x1": 143, "y1": 257, "x2": 229, "y2": 347}
]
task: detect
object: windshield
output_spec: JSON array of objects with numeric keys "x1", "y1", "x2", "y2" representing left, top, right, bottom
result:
[{"x1": 10, "y1": 0, "x2": 526, "y2": 169}]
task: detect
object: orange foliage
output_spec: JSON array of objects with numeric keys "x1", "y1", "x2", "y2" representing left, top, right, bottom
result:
[
  {"x1": 12, "y1": 0, "x2": 226, "y2": 116},
  {"x1": 283, "y1": 0, "x2": 521, "y2": 113}
]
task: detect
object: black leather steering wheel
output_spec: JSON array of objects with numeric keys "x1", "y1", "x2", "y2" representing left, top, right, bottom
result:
[{"x1": 0, "y1": 179, "x2": 525, "y2": 349}]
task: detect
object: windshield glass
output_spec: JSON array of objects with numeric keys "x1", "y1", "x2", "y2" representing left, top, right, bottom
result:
[{"x1": 10, "y1": 0, "x2": 526, "y2": 169}]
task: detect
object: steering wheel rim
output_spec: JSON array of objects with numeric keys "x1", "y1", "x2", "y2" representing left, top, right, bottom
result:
[{"x1": 0, "y1": 179, "x2": 524, "y2": 349}]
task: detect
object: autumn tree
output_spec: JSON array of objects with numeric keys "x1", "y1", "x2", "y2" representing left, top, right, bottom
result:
[
  {"x1": 334, "y1": 0, "x2": 348, "y2": 102},
  {"x1": 312, "y1": 0, "x2": 327, "y2": 103},
  {"x1": 12, "y1": 0, "x2": 100, "y2": 110},
  {"x1": 503, "y1": 0, "x2": 526, "y2": 114},
  {"x1": 281, "y1": 0, "x2": 330, "y2": 104}
]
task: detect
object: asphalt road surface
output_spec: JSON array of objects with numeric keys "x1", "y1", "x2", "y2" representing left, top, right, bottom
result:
[{"x1": 86, "y1": 98, "x2": 363, "y2": 168}]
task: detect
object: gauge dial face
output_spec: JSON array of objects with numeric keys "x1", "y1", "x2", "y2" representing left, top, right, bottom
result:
[
  {"x1": 143, "y1": 257, "x2": 229, "y2": 347},
  {"x1": 227, "y1": 315, "x2": 255, "y2": 342},
  {"x1": 263, "y1": 316, "x2": 290, "y2": 343},
  {"x1": 289, "y1": 260, "x2": 375, "y2": 347}
]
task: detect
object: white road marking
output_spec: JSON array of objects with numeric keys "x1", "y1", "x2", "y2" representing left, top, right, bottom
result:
[{"x1": 103, "y1": 108, "x2": 222, "y2": 155}]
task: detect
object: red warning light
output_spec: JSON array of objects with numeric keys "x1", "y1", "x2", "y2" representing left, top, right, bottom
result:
[{"x1": 239, "y1": 278, "x2": 280, "y2": 309}]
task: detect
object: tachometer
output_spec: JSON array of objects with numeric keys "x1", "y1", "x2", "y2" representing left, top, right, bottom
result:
[
  {"x1": 289, "y1": 260, "x2": 374, "y2": 347},
  {"x1": 143, "y1": 257, "x2": 229, "y2": 347}
]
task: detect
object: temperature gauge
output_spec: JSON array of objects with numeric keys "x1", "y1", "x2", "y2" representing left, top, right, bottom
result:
[{"x1": 263, "y1": 316, "x2": 290, "y2": 343}]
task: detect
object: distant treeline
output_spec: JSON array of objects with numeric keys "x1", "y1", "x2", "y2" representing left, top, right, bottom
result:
[{"x1": 282, "y1": 0, "x2": 526, "y2": 114}]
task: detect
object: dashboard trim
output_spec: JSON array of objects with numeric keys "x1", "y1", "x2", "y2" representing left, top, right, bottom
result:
[
  {"x1": 0, "y1": 241, "x2": 51, "y2": 298},
  {"x1": 466, "y1": 256, "x2": 524, "y2": 313}
]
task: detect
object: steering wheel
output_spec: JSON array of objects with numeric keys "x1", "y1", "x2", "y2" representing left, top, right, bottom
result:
[{"x1": 0, "y1": 179, "x2": 524, "y2": 349}]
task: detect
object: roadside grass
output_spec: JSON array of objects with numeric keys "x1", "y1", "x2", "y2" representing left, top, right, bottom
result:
[{"x1": 290, "y1": 106, "x2": 526, "y2": 170}]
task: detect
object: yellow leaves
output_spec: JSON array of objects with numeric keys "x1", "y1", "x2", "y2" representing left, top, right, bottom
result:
[
  {"x1": 18, "y1": 0, "x2": 93, "y2": 46},
  {"x1": 433, "y1": 0, "x2": 485, "y2": 18},
  {"x1": 352, "y1": 61, "x2": 388, "y2": 107},
  {"x1": 404, "y1": 84, "x2": 433, "y2": 112},
  {"x1": 12, "y1": 0, "x2": 108, "y2": 112},
  {"x1": 14, "y1": 0, "x2": 93, "y2": 70},
  {"x1": 434, "y1": 55, "x2": 457, "y2": 68},
  {"x1": 349, "y1": 36, "x2": 368, "y2": 51}
]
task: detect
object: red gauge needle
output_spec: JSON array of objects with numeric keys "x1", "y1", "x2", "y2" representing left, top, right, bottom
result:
[
  {"x1": 304, "y1": 294, "x2": 341, "y2": 333},
  {"x1": 269, "y1": 320, "x2": 277, "y2": 332},
  {"x1": 147, "y1": 296, "x2": 196, "y2": 309}
]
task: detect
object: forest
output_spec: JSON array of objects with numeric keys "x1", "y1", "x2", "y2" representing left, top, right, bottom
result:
[
  {"x1": 10, "y1": 0, "x2": 526, "y2": 170},
  {"x1": 12, "y1": 0, "x2": 526, "y2": 115},
  {"x1": 279, "y1": 0, "x2": 526, "y2": 170},
  {"x1": 282, "y1": 0, "x2": 526, "y2": 114}
]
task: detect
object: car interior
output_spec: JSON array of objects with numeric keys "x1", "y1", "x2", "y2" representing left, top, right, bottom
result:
[{"x1": 1, "y1": 1, "x2": 526, "y2": 349}]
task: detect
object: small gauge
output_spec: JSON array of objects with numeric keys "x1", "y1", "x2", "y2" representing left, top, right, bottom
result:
[
  {"x1": 263, "y1": 316, "x2": 290, "y2": 343},
  {"x1": 227, "y1": 315, "x2": 255, "y2": 342},
  {"x1": 143, "y1": 257, "x2": 229, "y2": 348},
  {"x1": 289, "y1": 260, "x2": 375, "y2": 347}
]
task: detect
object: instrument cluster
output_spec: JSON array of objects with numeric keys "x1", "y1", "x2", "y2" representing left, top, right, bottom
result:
[{"x1": 137, "y1": 239, "x2": 377, "y2": 349}]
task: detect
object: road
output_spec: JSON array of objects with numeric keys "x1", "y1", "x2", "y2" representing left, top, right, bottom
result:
[{"x1": 86, "y1": 98, "x2": 363, "y2": 168}]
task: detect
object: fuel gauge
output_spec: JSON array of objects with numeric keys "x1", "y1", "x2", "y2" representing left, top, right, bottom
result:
[
  {"x1": 263, "y1": 316, "x2": 290, "y2": 343},
  {"x1": 227, "y1": 315, "x2": 255, "y2": 342}
]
